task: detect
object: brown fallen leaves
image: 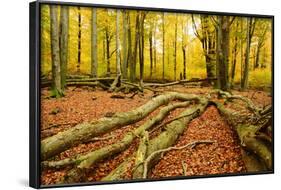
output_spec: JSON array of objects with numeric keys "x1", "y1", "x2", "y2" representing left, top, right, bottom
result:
[
  {"x1": 150, "y1": 106, "x2": 245, "y2": 178},
  {"x1": 40, "y1": 86, "x2": 271, "y2": 185}
]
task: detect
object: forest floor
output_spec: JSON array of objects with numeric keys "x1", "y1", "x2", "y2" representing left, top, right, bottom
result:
[{"x1": 40, "y1": 85, "x2": 272, "y2": 185}]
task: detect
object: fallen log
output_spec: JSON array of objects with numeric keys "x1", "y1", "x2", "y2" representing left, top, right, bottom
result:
[
  {"x1": 53, "y1": 101, "x2": 195, "y2": 183},
  {"x1": 101, "y1": 155, "x2": 134, "y2": 181},
  {"x1": 108, "y1": 74, "x2": 122, "y2": 92},
  {"x1": 236, "y1": 124, "x2": 272, "y2": 169},
  {"x1": 102, "y1": 103, "x2": 209, "y2": 181},
  {"x1": 132, "y1": 102, "x2": 208, "y2": 178},
  {"x1": 41, "y1": 78, "x2": 114, "y2": 88},
  {"x1": 43, "y1": 101, "x2": 192, "y2": 169},
  {"x1": 41, "y1": 92, "x2": 201, "y2": 160},
  {"x1": 214, "y1": 101, "x2": 272, "y2": 170},
  {"x1": 144, "y1": 78, "x2": 217, "y2": 88}
]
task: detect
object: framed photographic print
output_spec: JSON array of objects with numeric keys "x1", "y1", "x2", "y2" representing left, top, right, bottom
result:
[{"x1": 29, "y1": 0, "x2": 274, "y2": 188}]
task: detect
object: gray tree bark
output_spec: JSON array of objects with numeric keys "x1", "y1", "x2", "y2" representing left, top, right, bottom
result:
[
  {"x1": 41, "y1": 92, "x2": 199, "y2": 160},
  {"x1": 91, "y1": 8, "x2": 98, "y2": 77},
  {"x1": 241, "y1": 18, "x2": 255, "y2": 90},
  {"x1": 122, "y1": 11, "x2": 128, "y2": 79},
  {"x1": 50, "y1": 5, "x2": 63, "y2": 98},
  {"x1": 59, "y1": 6, "x2": 69, "y2": 90}
]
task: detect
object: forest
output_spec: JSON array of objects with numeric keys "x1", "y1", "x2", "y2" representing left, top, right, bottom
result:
[{"x1": 40, "y1": 4, "x2": 273, "y2": 185}]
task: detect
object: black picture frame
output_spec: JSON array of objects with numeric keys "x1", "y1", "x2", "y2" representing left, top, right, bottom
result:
[{"x1": 29, "y1": 1, "x2": 274, "y2": 188}]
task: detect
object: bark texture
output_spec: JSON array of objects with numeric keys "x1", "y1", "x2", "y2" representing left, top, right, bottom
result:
[{"x1": 41, "y1": 92, "x2": 201, "y2": 160}]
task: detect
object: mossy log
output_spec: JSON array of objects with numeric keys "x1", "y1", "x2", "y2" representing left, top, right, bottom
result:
[
  {"x1": 236, "y1": 125, "x2": 272, "y2": 170},
  {"x1": 132, "y1": 102, "x2": 208, "y2": 179},
  {"x1": 144, "y1": 78, "x2": 217, "y2": 88},
  {"x1": 41, "y1": 92, "x2": 201, "y2": 160},
  {"x1": 103, "y1": 101, "x2": 208, "y2": 181},
  {"x1": 41, "y1": 77, "x2": 114, "y2": 88},
  {"x1": 43, "y1": 101, "x2": 192, "y2": 168},
  {"x1": 214, "y1": 101, "x2": 272, "y2": 170},
  {"x1": 53, "y1": 101, "x2": 193, "y2": 183}
]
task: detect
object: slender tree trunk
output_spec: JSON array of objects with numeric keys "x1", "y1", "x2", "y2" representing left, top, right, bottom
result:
[
  {"x1": 153, "y1": 23, "x2": 157, "y2": 73},
  {"x1": 130, "y1": 13, "x2": 140, "y2": 82},
  {"x1": 149, "y1": 25, "x2": 153, "y2": 79},
  {"x1": 182, "y1": 20, "x2": 187, "y2": 80},
  {"x1": 255, "y1": 46, "x2": 261, "y2": 69},
  {"x1": 162, "y1": 13, "x2": 165, "y2": 80},
  {"x1": 139, "y1": 13, "x2": 145, "y2": 87},
  {"x1": 116, "y1": 10, "x2": 121, "y2": 76},
  {"x1": 59, "y1": 6, "x2": 69, "y2": 90},
  {"x1": 91, "y1": 8, "x2": 98, "y2": 77},
  {"x1": 241, "y1": 18, "x2": 255, "y2": 90},
  {"x1": 105, "y1": 26, "x2": 111, "y2": 77},
  {"x1": 77, "y1": 7, "x2": 81, "y2": 73},
  {"x1": 230, "y1": 21, "x2": 239, "y2": 86},
  {"x1": 240, "y1": 18, "x2": 244, "y2": 86},
  {"x1": 254, "y1": 26, "x2": 268, "y2": 69},
  {"x1": 174, "y1": 15, "x2": 178, "y2": 81},
  {"x1": 103, "y1": 33, "x2": 106, "y2": 65},
  {"x1": 127, "y1": 13, "x2": 134, "y2": 81},
  {"x1": 217, "y1": 16, "x2": 232, "y2": 91},
  {"x1": 50, "y1": 5, "x2": 63, "y2": 98},
  {"x1": 192, "y1": 15, "x2": 216, "y2": 84},
  {"x1": 122, "y1": 11, "x2": 128, "y2": 79}
]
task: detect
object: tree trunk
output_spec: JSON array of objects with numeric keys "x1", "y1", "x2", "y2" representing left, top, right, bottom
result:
[
  {"x1": 127, "y1": 13, "x2": 133, "y2": 81},
  {"x1": 105, "y1": 26, "x2": 111, "y2": 77},
  {"x1": 149, "y1": 26, "x2": 153, "y2": 79},
  {"x1": 192, "y1": 15, "x2": 216, "y2": 84},
  {"x1": 174, "y1": 15, "x2": 178, "y2": 81},
  {"x1": 50, "y1": 5, "x2": 63, "y2": 98},
  {"x1": 182, "y1": 19, "x2": 187, "y2": 80},
  {"x1": 59, "y1": 6, "x2": 69, "y2": 90},
  {"x1": 77, "y1": 7, "x2": 81, "y2": 73},
  {"x1": 217, "y1": 16, "x2": 232, "y2": 91},
  {"x1": 116, "y1": 10, "x2": 121, "y2": 76},
  {"x1": 130, "y1": 13, "x2": 139, "y2": 82},
  {"x1": 139, "y1": 13, "x2": 146, "y2": 87},
  {"x1": 230, "y1": 21, "x2": 239, "y2": 86},
  {"x1": 254, "y1": 26, "x2": 268, "y2": 69},
  {"x1": 241, "y1": 18, "x2": 255, "y2": 90},
  {"x1": 91, "y1": 8, "x2": 98, "y2": 77},
  {"x1": 240, "y1": 18, "x2": 244, "y2": 86},
  {"x1": 41, "y1": 92, "x2": 199, "y2": 160},
  {"x1": 122, "y1": 11, "x2": 128, "y2": 79},
  {"x1": 153, "y1": 21, "x2": 157, "y2": 73},
  {"x1": 162, "y1": 13, "x2": 165, "y2": 80}
]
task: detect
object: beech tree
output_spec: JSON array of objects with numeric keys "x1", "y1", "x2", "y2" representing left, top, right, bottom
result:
[
  {"x1": 59, "y1": 6, "x2": 69, "y2": 89},
  {"x1": 241, "y1": 17, "x2": 256, "y2": 90},
  {"x1": 91, "y1": 8, "x2": 98, "y2": 77},
  {"x1": 50, "y1": 5, "x2": 63, "y2": 97}
]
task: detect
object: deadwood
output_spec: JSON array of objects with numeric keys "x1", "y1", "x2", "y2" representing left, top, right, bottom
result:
[
  {"x1": 214, "y1": 101, "x2": 272, "y2": 170},
  {"x1": 144, "y1": 78, "x2": 217, "y2": 88},
  {"x1": 41, "y1": 92, "x2": 202, "y2": 160},
  {"x1": 101, "y1": 101, "x2": 209, "y2": 181},
  {"x1": 54, "y1": 101, "x2": 194, "y2": 183}
]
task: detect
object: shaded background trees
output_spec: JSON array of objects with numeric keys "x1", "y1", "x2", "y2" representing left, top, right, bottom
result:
[{"x1": 41, "y1": 5, "x2": 272, "y2": 94}]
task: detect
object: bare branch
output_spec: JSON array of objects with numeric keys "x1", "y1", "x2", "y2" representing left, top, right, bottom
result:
[{"x1": 142, "y1": 140, "x2": 215, "y2": 178}]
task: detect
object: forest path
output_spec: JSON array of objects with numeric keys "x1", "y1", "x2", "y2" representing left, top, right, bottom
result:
[{"x1": 40, "y1": 87, "x2": 271, "y2": 185}]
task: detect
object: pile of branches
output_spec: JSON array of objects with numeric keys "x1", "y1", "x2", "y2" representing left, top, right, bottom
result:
[
  {"x1": 41, "y1": 76, "x2": 217, "y2": 95},
  {"x1": 41, "y1": 90, "x2": 272, "y2": 184}
]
